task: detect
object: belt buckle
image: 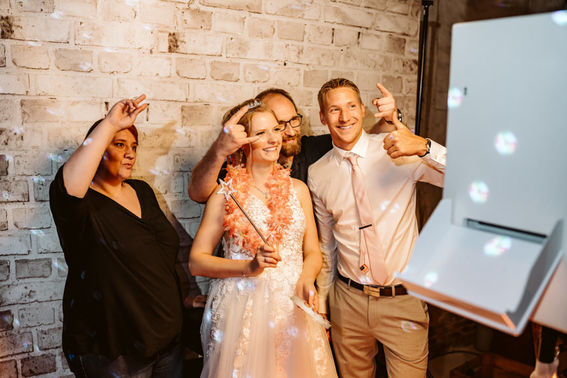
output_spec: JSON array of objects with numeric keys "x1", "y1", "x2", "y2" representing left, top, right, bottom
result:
[{"x1": 363, "y1": 285, "x2": 381, "y2": 297}]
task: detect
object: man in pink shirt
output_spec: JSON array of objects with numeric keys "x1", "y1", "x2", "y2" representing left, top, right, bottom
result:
[{"x1": 308, "y1": 78, "x2": 446, "y2": 378}]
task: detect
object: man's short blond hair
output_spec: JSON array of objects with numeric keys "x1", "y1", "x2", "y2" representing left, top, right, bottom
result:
[{"x1": 317, "y1": 78, "x2": 362, "y2": 110}]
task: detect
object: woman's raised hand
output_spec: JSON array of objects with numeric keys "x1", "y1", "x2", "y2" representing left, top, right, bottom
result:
[
  {"x1": 247, "y1": 244, "x2": 281, "y2": 276},
  {"x1": 105, "y1": 94, "x2": 148, "y2": 131}
]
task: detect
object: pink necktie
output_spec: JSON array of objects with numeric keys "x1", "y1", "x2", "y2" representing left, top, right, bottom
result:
[{"x1": 345, "y1": 154, "x2": 388, "y2": 284}]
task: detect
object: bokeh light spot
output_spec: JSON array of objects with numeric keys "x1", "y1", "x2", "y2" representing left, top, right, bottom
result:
[
  {"x1": 424, "y1": 271, "x2": 438, "y2": 288},
  {"x1": 212, "y1": 329, "x2": 223, "y2": 342},
  {"x1": 0, "y1": 314, "x2": 13, "y2": 328},
  {"x1": 79, "y1": 62, "x2": 93, "y2": 71},
  {"x1": 204, "y1": 310, "x2": 212, "y2": 323},
  {"x1": 358, "y1": 274, "x2": 372, "y2": 285},
  {"x1": 46, "y1": 107, "x2": 64, "y2": 116},
  {"x1": 484, "y1": 236, "x2": 512, "y2": 257},
  {"x1": 32, "y1": 176, "x2": 46, "y2": 184},
  {"x1": 50, "y1": 10, "x2": 64, "y2": 19},
  {"x1": 149, "y1": 167, "x2": 170, "y2": 176},
  {"x1": 494, "y1": 131, "x2": 517, "y2": 155},
  {"x1": 496, "y1": 0, "x2": 513, "y2": 8},
  {"x1": 469, "y1": 181, "x2": 489, "y2": 204},
  {"x1": 390, "y1": 202, "x2": 400, "y2": 214},
  {"x1": 53, "y1": 260, "x2": 68, "y2": 275},
  {"x1": 287, "y1": 326, "x2": 298, "y2": 338},
  {"x1": 552, "y1": 10, "x2": 567, "y2": 26},
  {"x1": 47, "y1": 153, "x2": 64, "y2": 163},
  {"x1": 447, "y1": 88, "x2": 464, "y2": 109},
  {"x1": 401, "y1": 320, "x2": 419, "y2": 333}
]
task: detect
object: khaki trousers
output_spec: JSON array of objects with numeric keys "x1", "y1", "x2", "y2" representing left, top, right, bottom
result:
[{"x1": 329, "y1": 279, "x2": 429, "y2": 378}]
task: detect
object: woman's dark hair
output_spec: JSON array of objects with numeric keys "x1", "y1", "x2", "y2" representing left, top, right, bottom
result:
[
  {"x1": 84, "y1": 119, "x2": 139, "y2": 143},
  {"x1": 84, "y1": 119, "x2": 139, "y2": 174}
]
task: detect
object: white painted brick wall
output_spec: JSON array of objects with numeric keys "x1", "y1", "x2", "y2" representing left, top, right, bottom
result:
[{"x1": 0, "y1": 0, "x2": 421, "y2": 375}]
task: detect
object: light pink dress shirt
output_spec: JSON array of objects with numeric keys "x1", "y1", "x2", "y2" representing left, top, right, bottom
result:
[{"x1": 308, "y1": 131, "x2": 446, "y2": 313}]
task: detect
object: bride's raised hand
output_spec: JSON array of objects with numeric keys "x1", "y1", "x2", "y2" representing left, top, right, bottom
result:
[
  {"x1": 105, "y1": 94, "x2": 148, "y2": 131},
  {"x1": 247, "y1": 244, "x2": 281, "y2": 276}
]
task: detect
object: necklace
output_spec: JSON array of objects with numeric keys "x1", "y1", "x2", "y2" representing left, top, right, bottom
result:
[{"x1": 252, "y1": 184, "x2": 268, "y2": 199}]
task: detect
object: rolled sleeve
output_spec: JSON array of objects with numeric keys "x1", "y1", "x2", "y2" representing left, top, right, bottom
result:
[{"x1": 417, "y1": 140, "x2": 446, "y2": 187}]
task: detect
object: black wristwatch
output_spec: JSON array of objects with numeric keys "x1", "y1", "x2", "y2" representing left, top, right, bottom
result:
[
  {"x1": 419, "y1": 138, "x2": 431, "y2": 158},
  {"x1": 385, "y1": 108, "x2": 403, "y2": 124}
]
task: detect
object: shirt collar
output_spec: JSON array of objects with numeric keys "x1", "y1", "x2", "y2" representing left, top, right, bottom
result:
[{"x1": 332, "y1": 130, "x2": 369, "y2": 163}]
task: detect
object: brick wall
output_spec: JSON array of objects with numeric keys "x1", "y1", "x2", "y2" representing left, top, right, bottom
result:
[{"x1": 1, "y1": 0, "x2": 421, "y2": 375}]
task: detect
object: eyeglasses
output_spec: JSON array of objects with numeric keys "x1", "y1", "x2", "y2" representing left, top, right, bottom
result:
[{"x1": 278, "y1": 114, "x2": 303, "y2": 129}]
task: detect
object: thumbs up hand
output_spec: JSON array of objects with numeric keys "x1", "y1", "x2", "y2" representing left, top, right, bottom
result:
[{"x1": 383, "y1": 117, "x2": 429, "y2": 159}]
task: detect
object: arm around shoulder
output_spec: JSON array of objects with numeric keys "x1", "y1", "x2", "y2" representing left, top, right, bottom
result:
[{"x1": 188, "y1": 142, "x2": 227, "y2": 203}]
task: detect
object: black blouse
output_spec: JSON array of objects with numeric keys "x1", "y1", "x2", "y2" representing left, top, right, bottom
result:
[{"x1": 49, "y1": 166, "x2": 183, "y2": 360}]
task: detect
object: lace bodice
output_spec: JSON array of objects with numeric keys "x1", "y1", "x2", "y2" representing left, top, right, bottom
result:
[{"x1": 223, "y1": 189, "x2": 305, "y2": 285}]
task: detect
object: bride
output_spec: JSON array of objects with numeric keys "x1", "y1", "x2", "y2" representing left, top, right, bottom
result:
[{"x1": 189, "y1": 100, "x2": 337, "y2": 378}]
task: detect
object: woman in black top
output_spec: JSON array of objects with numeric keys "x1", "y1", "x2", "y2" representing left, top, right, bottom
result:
[{"x1": 49, "y1": 95, "x2": 184, "y2": 377}]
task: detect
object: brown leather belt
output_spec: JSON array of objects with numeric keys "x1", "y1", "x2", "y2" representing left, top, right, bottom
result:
[{"x1": 338, "y1": 274, "x2": 408, "y2": 297}]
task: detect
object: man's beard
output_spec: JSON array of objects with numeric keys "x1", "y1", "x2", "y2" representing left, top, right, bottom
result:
[{"x1": 280, "y1": 134, "x2": 301, "y2": 157}]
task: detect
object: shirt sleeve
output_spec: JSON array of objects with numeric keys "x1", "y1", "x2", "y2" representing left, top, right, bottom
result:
[
  {"x1": 415, "y1": 139, "x2": 446, "y2": 187},
  {"x1": 308, "y1": 173, "x2": 337, "y2": 314},
  {"x1": 49, "y1": 165, "x2": 90, "y2": 261},
  {"x1": 49, "y1": 165, "x2": 87, "y2": 225}
]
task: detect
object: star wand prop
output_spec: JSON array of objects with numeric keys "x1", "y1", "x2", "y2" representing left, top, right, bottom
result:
[{"x1": 217, "y1": 178, "x2": 271, "y2": 246}]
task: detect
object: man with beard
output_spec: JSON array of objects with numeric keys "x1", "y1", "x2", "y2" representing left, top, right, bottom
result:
[{"x1": 188, "y1": 84, "x2": 399, "y2": 202}]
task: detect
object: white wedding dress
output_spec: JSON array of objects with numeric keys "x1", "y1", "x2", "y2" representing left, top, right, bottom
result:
[{"x1": 201, "y1": 186, "x2": 337, "y2": 378}]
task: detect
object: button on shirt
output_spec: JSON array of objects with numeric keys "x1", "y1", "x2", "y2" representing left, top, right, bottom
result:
[{"x1": 308, "y1": 131, "x2": 446, "y2": 313}]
